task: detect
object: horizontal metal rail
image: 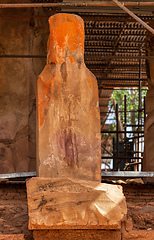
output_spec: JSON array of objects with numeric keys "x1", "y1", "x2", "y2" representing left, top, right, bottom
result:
[
  {"x1": 101, "y1": 156, "x2": 143, "y2": 159},
  {"x1": 98, "y1": 79, "x2": 147, "y2": 82},
  {"x1": 101, "y1": 171, "x2": 154, "y2": 178},
  {"x1": 101, "y1": 130, "x2": 144, "y2": 133},
  {"x1": 112, "y1": 0, "x2": 154, "y2": 34},
  {"x1": 0, "y1": 2, "x2": 154, "y2": 9},
  {"x1": 0, "y1": 172, "x2": 36, "y2": 180},
  {"x1": 0, "y1": 55, "x2": 153, "y2": 59},
  {"x1": 0, "y1": 171, "x2": 154, "y2": 180}
]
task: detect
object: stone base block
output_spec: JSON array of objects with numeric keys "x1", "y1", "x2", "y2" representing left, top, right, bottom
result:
[
  {"x1": 0, "y1": 235, "x2": 25, "y2": 240},
  {"x1": 33, "y1": 229, "x2": 121, "y2": 240},
  {"x1": 26, "y1": 177, "x2": 127, "y2": 230},
  {"x1": 122, "y1": 230, "x2": 154, "y2": 240}
]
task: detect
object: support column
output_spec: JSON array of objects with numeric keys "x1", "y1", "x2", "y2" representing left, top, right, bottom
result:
[{"x1": 143, "y1": 24, "x2": 154, "y2": 180}]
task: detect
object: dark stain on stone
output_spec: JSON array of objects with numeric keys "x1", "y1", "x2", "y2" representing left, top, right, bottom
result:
[
  {"x1": 29, "y1": 17, "x2": 35, "y2": 28},
  {"x1": 60, "y1": 62, "x2": 67, "y2": 83},
  {"x1": 0, "y1": 147, "x2": 5, "y2": 159},
  {"x1": 44, "y1": 108, "x2": 48, "y2": 116},
  {"x1": 74, "y1": 133, "x2": 79, "y2": 167},
  {"x1": 39, "y1": 183, "x2": 53, "y2": 191},
  {"x1": 77, "y1": 201, "x2": 86, "y2": 205},
  {"x1": 67, "y1": 19, "x2": 72, "y2": 23},
  {"x1": 64, "y1": 129, "x2": 75, "y2": 167},
  {"x1": 45, "y1": 206, "x2": 57, "y2": 212},
  {"x1": 77, "y1": 57, "x2": 83, "y2": 69},
  {"x1": 50, "y1": 62, "x2": 56, "y2": 78},
  {"x1": 59, "y1": 130, "x2": 63, "y2": 149},
  {"x1": 49, "y1": 198, "x2": 54, "y2": 202},
  {"x1": 37, "y1": 196, "x2": 47, "y2": 210}
]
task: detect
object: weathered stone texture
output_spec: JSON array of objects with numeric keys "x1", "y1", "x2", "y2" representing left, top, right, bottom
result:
[
  {"x1": 0, "y1": 235, "x2": 25, "y2": 240},
  {"x1": 37, "y1": 13, "x2": 101, "y2": 181},
  {"x1": 144, "y1": 22, "x2": 154, "y2": 177},
  {"x1": 0, "y1": 182, "x2": 33, "y2": 239},
  {"x1": 0, "y1": 1, "x2": 50, "y2": 173},
  {"x1": 26, "y1": 177, "x2": 127, "y2": 230},
  {"x1": 122, "y1": 230, "x2": 154, "y2": 240},
  {"x1": 33, "y1": 229, "x2": 121, "y2": 240}
]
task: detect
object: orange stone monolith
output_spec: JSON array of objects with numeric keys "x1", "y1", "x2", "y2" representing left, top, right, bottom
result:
[{"x1": 36, "y1": 13, "x2": 101, "y2": 181}]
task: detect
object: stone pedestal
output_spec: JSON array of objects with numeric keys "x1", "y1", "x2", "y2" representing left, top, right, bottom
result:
[
  {"x1": 26, "y1": 178, "x2": 127, "y2": 239},
  {"x1": 27, "y1": 178, "x2": 127, "y2": 230}
]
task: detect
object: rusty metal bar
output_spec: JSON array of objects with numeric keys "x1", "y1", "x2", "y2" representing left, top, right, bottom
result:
[
  {"x1": 0, "y1": 14, "x2": 153, "y2": 23},
  {"x1": 101, "y1": 171, "x2": 154, "y2": 178},
  {"x1": 0, "y1": 2, "x2": 154, "y2": 9},
  {"x1": 103, "y1": 22, "x2": 126, "y2": 73},
  {"x1": 101, "y1": 144, "x2": 113, "y2": 156},
  {"x1": 124, "y1": 135, "x2": 144, "y2": 140},
  {"x1": 144, "y1": 96, "x2": 146, "y2": 125},
  {"x1": 0, "y1": 55, "x2": 154, "y2": 60},
  {"x1": 112, "y1": 0, "x2": 154, "y2": 34},
  {"x1": 101, "y1": 130, "x2": 144, "y2": 133},
  {"x1": 116, "y1": 103, "x2": 119, "y2": 170},
  {"x1": 102, "y1": 156, "x2": 143, "y2": 159},
  {"x1": 124, "y1": 95, "x2": 127, "y2": 157},
  {"x1": 98, "y1": 79, "x2": 147, "y2": 82}
]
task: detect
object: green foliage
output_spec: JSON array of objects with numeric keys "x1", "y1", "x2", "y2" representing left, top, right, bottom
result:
[{"x1": 111, "y1": 87, "x2": 147, "y2": 127}]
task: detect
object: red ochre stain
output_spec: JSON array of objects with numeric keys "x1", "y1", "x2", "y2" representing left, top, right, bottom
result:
[
  {"x1": 47, "y1": 14, "x2": 84, "y2": 64},
  {"x1": 38, "y1": 14, "x2": 85, "y2": 129}
]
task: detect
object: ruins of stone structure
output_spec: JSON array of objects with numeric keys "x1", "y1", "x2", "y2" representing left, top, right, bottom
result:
[{"x1": 36, "y1": 13, "x2": 101, "y2": 181}]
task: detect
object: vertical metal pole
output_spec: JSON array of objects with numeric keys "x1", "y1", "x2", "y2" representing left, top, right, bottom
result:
[
  {"x1": 138, "y1": 49, "x2": 142, "y2": 171},
  {"x1": 113, "y1": 137, "x2": 115, "y2": 170},
  {"x1": 144, "y1": 96, "x2": 146, "y2": 126},
  {"x1": 138, "y1": 49, "x2": 142, "y2": 126},
  {"x1": 116, "y1": 103, "x2": 119, "y2": 170},
  {"x1": 124, "y1": 95, "x2": 127, "y2": 158}
]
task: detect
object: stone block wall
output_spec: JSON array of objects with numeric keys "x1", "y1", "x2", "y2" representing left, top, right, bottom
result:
[
  {"x1": 0, "y1": 0, "x2": 50, "y2": 173},
  {"x1": 0, "y1": 182, "x2": 33, "y2": 239}
]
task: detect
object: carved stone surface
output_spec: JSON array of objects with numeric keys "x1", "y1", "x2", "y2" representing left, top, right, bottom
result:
[
  {"x1": 26, "y1": 177, "x2": 127, "y2": 230},
  {"x1": 36, "y1": 13, "x2": 101, "y2": 181}
]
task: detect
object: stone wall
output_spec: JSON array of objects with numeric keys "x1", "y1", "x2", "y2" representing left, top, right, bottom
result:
[
  {"x1": 144, "y1": 22, "x2": 154, "y2": 177},
  {"x1": 0, "y1": 182, "x2": 33, "y2": 239},
  {"x1": 0, "y1": 0, "x2": 50, "y2": 173}
]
